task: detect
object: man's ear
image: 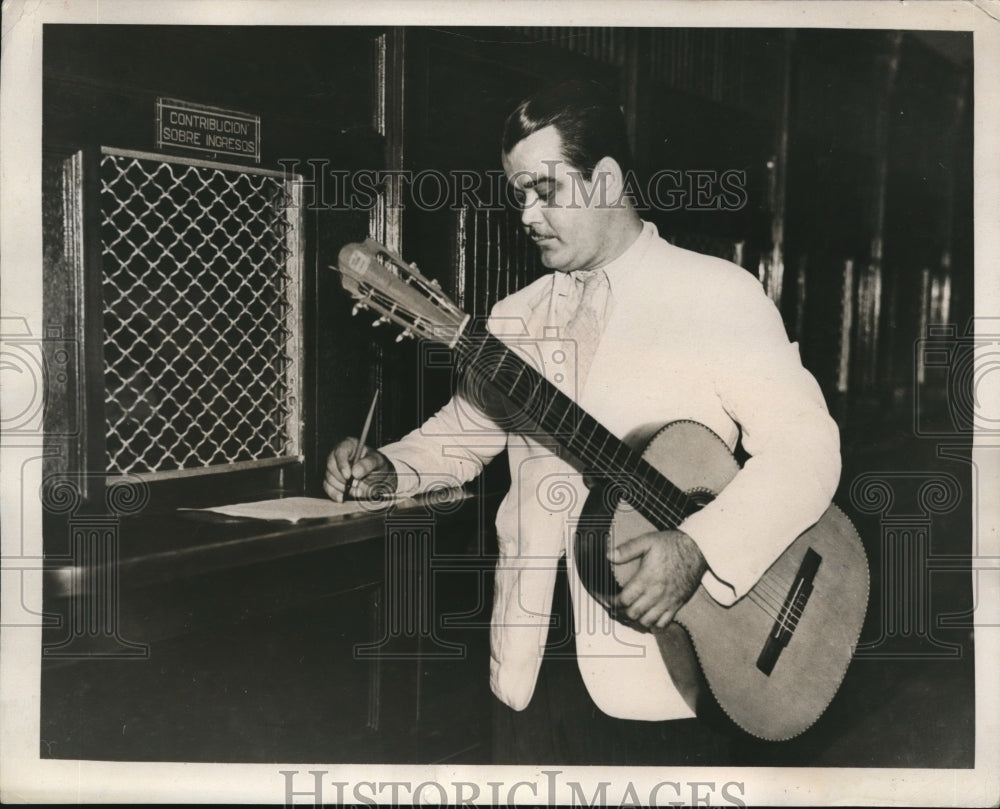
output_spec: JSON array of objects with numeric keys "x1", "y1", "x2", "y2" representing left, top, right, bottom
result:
[{"x1": 591, "y1": 156, "x2": 626, "y2": 207}]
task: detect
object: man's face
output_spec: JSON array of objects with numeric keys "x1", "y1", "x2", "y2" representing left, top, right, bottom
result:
[{"x1": 502, "y1": 125, "x2": 616, "y2": 274}]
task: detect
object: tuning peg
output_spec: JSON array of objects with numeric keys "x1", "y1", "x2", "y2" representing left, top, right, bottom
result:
[
  {"x1": 372, "y1": 315, "x2": 389, "y2": 327},
  {"x1": 430, "y1": 278, "x2": 441, "y2": 288},
  {"x1": 395, "y1": 329, "x2": 413, "y2": 343},
  {"x1": 351, "y1": 302, "x2": 367, "y2": 316}
]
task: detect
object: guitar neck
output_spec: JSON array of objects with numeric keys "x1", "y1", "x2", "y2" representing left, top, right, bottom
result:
[
  {"x1": 330, "y1": 239, "x2": 705, "y2": 532},
  {"x1": 454, "y1": 331, "x2": 699, "y2": 530}
]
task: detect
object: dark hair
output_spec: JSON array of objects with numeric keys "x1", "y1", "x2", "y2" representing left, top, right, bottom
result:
[{"x1": 501, "y1": 80, "x2": 634, "y2": 179}]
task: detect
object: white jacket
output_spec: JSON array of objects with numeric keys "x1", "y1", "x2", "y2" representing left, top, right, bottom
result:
[{"x1": 380, "y1": 222, "x2": 841, "y2": 719}]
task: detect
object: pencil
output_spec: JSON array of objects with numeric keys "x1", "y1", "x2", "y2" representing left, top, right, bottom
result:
[{"x1": 346, "y1": 389, "x2": 380, "y2": 498}]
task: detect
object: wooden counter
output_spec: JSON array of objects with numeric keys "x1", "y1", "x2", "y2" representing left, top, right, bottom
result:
[{"x1": 40, "y1": 490, "x2": 499, "y2": 764}]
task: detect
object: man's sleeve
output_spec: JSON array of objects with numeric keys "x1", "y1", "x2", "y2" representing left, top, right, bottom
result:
[
  {"x1": 379, "y1": 391, "x2": 510, "y2": 496},
  {"x1": 379, "y1": 290, "x2": 539, "y2": 496},
  {"x1": 677, "y1": 270, "x2": 842, "y2": 605}
]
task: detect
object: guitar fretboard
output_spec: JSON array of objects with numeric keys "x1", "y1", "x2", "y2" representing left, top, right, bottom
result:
[{"x1": 454, "y1": 331, "x2": 699, "y2": 530}]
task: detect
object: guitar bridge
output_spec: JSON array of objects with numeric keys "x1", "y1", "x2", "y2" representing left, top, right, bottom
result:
[{"x1": 756, "y1": 547, "x2": 821, "y2": 676}]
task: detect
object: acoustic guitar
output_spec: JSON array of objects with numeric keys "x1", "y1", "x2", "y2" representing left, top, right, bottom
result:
[{"x1": 334, "y1": 237, "x2": 869, "y2": 741}]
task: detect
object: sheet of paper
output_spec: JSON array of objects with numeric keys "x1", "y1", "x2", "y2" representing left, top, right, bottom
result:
[{"x1": 182, "y1": 495, "x2": 418, "y2": 523}]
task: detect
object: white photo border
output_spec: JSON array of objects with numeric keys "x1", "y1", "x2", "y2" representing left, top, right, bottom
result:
[{"x1": 2, "y1": 0, "x2": 997, "y2": 805}]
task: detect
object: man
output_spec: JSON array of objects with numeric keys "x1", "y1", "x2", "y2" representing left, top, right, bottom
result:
[{"x1": 325, "y1": 80, "x2": 841, "y2": 765}]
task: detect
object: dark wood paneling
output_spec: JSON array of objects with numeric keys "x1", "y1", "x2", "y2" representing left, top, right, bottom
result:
[
  {"x1": 43, "y1": 26, "x2": 386, "y2": 504},
  {"x1": 41, "y1": 496, "x2": 499, "y2": 763}
]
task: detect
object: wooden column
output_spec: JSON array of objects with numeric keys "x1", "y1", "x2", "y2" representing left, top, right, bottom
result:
[
  {"x1": 370, "y1": 28, "x2": 406, "y2": 447},
  {"x1": 762, "y1": 30, "x2": 794, "y2": 310},
  {"x1": 860, "y1": 32, "x2": 903, "y2": 395}
]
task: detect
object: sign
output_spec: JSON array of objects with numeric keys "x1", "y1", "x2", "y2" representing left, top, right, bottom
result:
[{"x1": 156, "y1": 97, "x2": 261, "y2": 163}]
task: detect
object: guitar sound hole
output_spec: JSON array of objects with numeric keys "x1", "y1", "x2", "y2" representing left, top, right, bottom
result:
[{"x1": 574, "y1": 523, "x2": 620, "y2": 603}]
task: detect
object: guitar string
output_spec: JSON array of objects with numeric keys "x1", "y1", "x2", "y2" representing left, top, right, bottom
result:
[
  {"x1": 754, "y1": 584, "x2": 796, "y2": 620},
  {"x1": 756, "y1": 588, "x2": 801, "y2": 633},
  {"x1": 745, "y1": 584, "x2": 787, "y2": 616},
  {"x1": 752, "y1": 595, "x2": 798, "y2": 635},
  {"x1": 748, "y1": 587, "x2": 783, "y2": 611},
  {"x1": 752, "y1": 565, "x2": 806, "y2": 617},
  {"x1": 747, "y1": 594, "x2": 784, "y2": 624},
  {"x1": 459, "y1": 337, "x2": 805, "y2": 627},
  {"x1": 752, "y1": 572, "x2": 809, "y2": 626},
  {"x1": 745, "y1": 587, "x2": 786, "y2": 620},
  {"x1": 756, "y1": 578, "x2": 809, "y2": 629},
  {"x1": 755, "y1": 575, "x2": 799, "y2": 606},
  {"x1": 752, "y1": 581, "x2": 800, "y2": 623}
]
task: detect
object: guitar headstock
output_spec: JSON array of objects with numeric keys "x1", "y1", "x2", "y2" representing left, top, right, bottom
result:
[{"x1": 334, "y1": 238, "x2": 470, "y2": 348}]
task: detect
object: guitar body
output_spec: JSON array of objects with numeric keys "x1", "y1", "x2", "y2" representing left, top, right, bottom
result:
[{"x1": 576, "y1": 420, "x2": 869, "y2": 741}]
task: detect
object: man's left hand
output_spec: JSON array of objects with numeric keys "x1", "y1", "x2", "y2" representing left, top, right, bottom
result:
[{"x1": 609, "y1": 529, "x2": 708, "y2": 629}]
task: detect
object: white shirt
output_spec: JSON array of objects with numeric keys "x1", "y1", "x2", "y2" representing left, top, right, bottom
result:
[{"x1": 380, "y1": 222, "x2": 841, "y2": 719}]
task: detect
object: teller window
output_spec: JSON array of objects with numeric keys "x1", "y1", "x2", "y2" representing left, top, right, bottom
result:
[{"x1": 43, "y1": 146, "x2": 305, "y2": 506}]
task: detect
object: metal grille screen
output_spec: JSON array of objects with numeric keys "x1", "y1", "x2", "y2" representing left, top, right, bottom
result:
[
  {"x1": 452, "y1": 205, "x2": 542, "y2": 320},
  {"x1": 100, "y1": 147, "x2": 302, "y2": 476}
]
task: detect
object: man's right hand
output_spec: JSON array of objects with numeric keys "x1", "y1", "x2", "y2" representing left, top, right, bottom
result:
[{"x1": 323, "y1": 438, "x2": 398, "y2": 502}]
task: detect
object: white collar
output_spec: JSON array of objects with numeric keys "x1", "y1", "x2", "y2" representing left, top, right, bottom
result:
[{"x1": 557, "y1": 220, "x2": 656, "y2": 293}]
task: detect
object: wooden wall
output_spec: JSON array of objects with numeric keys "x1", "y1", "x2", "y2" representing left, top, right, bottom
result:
[
  {"x1": 42, "y1": 25, "x2": 973, "y2": 490},
  {"x1": 397, "y1": 27, "x2": 972, "y2": 434},
  {"x1": 43, "y1": 25, "x2": 386, "y2": 500}
]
